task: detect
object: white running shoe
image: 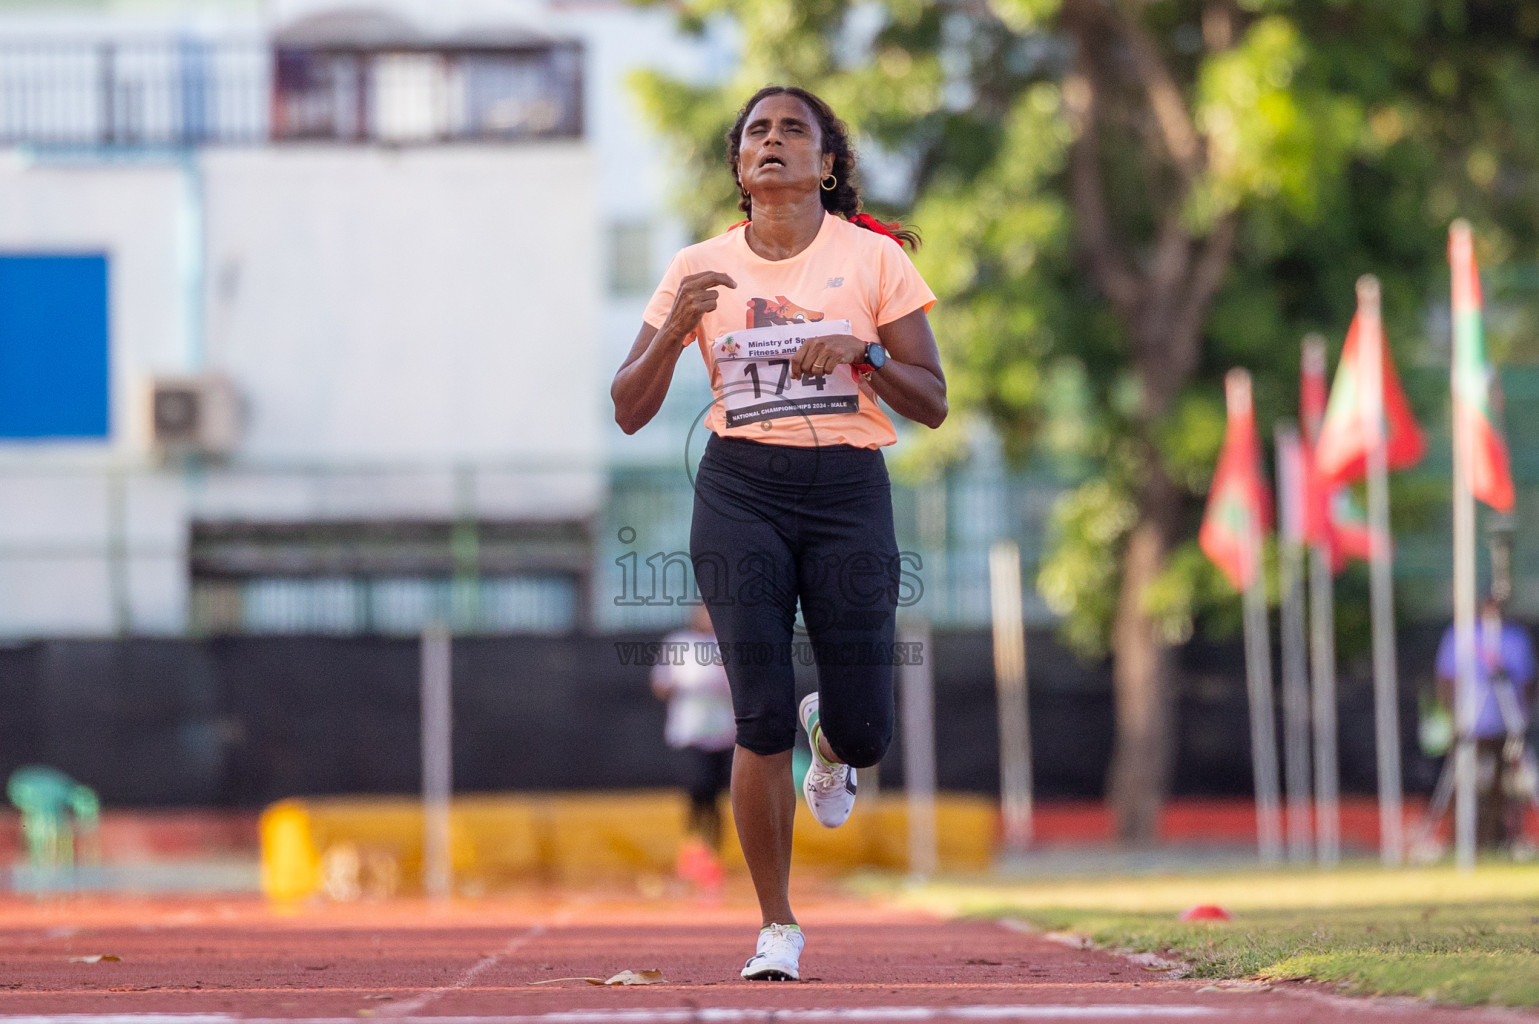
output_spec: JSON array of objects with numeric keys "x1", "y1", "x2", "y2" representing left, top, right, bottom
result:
[
  {"x1": 740, "y1": 922, "x2": 804, "y2": 981},
  {"x1": 799, "y1": 692, "x2": 857, "y2": 828}
]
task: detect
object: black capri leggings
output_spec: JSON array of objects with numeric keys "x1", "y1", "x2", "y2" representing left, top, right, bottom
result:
[{"x1": 689, "y1": 433, "x2": 900, "y2": 767}]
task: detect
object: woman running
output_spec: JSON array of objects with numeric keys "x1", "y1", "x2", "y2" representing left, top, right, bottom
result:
[{"x1": 612, "y1": 84, "x2": 946, "y2": 981}]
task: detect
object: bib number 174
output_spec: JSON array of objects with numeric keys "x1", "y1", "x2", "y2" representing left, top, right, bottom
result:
[{"x1": 712, "y1": 321, "x2": 859, "y2": 428}]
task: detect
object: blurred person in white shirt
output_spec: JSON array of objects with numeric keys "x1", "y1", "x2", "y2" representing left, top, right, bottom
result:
[{"x1": 652, "y1": 603, "x2": 736, "y2": 871}]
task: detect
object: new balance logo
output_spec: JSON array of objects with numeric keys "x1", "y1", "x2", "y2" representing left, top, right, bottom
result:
[{"x1": 826, "y1": 277, "x2": 844, "y2": 288}]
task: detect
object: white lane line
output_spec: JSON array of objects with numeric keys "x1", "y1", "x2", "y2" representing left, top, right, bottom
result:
[
  {"x1": 0, "y1": 1007, "x2": 1223, "y2": 1024},
  {"x1": 378, "y1": 898, "x2": 589, "y2": 1018},
  {"x1": 377, "y1": 924, "x2": 548, "y2": 1018},
  {"x1": 515, "y1": 1012, "x2": 1219, "y2": 1022}
]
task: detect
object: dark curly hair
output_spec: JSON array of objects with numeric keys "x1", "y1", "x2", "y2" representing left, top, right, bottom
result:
[{"x1": 726, "y1": 85, "x2": 920, "y2": 249}]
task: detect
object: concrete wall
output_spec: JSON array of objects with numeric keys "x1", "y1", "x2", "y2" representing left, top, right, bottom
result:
[
  {"x1": 0, "y1": 0, "x2": 718, "y2": 637},
  {"x1": 0, "y1": 158, "x2": 190, "y2": 634},
  {"x1": 0, "y1": 143, "x2": 603, "y2": 637},
  {"x1": 199, "y1": 144, "x2": 603, "y2": 519}
]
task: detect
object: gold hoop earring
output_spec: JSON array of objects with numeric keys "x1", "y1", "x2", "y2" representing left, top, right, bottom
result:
[{"x1": 821, "y1": 173, "x2": 837, "y2": 191}]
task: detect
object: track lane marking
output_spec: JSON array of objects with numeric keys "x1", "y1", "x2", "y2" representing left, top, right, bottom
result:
[
  {"x1": 0, "y1": 1008, "x2": 1226, "y2": 1023},
  {"x1": 373, "y1": 898, "x2": 591, "y2": 1018}
]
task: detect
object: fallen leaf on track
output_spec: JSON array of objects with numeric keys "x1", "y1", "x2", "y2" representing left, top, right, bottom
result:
[
  {"x1": 532, "y1": 969, "x2": 666, "y2": 986},
  {"x1": 530, "y1": 977, "x2": 603, "y2": 985},
  {"x1": 602, "y1": 969, "x2": 666, "y2": 986},
  {"x1": 69, "y1": 955, "x2": 121, "y2": 964}
]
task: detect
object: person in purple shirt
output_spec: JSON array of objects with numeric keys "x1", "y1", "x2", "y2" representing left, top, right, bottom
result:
[{"x1": 1436, "y1": 596, "x2": 1536, "y2": 849}]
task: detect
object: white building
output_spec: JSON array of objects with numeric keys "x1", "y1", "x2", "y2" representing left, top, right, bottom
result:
[{"x1": 0, "y1": 0, "x2": 722, "y2": 637}]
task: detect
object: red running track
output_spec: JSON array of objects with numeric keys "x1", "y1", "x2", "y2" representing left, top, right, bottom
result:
[{"x1": 0, "y1": 887, "x2": 1530, "y2": 1023}]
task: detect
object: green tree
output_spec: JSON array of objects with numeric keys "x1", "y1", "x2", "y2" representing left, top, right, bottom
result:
[{"x1": 633, "y1": 0, "x2": 1539, "y2": 840}]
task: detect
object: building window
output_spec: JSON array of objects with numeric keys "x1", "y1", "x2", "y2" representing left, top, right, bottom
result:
[
  {"x1": 0, "y1": 255, "x2": 109, "y2": 440},
  {"x1": 363, "y1": 575, "x2": 577, "y2": 634},
  {"x1": 272, "y1": 43, "x2": 582, "y2": 144},
  {"x1": 205, "y1": 575, "x2": 578, "y2": 635},
  {"x1": 187, "y1": 518, "x2": 591, "y2": 635}
]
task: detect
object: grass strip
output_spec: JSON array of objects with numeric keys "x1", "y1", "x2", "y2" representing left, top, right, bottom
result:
[{"x1": 863, "y1": 863, "x2": 1539, "y2": 1006}]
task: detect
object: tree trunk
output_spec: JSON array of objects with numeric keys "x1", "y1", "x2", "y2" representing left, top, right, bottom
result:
[
  {"x1": 1060, "y1": 0, "x2": 1241, "y2": 844},
  {"x1": 1105, "y1": 462, "x2": 1181, "y2": 842}
]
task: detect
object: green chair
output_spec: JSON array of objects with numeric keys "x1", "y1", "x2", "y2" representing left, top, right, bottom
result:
[{"x1": 7, "y1": 766, "x2": 100, "y2": 871}]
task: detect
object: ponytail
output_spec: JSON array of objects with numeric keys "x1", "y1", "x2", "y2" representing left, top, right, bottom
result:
[{"x1": 848, "y1": 212, "x2": 918, "y2": 250}]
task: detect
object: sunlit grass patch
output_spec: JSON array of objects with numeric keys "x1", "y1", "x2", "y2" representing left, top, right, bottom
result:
[{"x1": 864, "y1": 863, "x2": 1539, "y2": 1006}]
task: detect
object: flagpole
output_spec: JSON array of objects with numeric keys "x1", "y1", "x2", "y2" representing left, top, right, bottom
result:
[
  {"x1": 1232, "y1": 371, "x2": 1283, "y2": 865},
  {"x1": 1359, "y1": 275, "x2": 1405, "y2": 867},
  {"x1": 1449, "y1": 220, "x2": 1479, "y2": 873},
  {"x1": 1302, "y1": 336, "x2": 1341, "y2": 868},
  {"x1": 1275, "y1": 422, "x2": 1313, "y2": 864},
  {"x1": 1451, "y1": 381, "x2": 1478, "y2": 874},
  {"x1": 990, "y1": 541, "x2": 1033, "y2": 856},
  {"x1": 1308, "y1": 537, "x2": 1341, "y2": 867}
]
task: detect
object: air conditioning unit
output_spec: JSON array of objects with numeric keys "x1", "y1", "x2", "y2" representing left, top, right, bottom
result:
[{"x1": 149, "y1": 375, "x2": 240, "y2": 456}]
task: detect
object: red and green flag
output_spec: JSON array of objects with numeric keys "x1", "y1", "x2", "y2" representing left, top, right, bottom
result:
[
  {"x1": 1449, "y1": 220, "x2": 1515, "y2": 513},
  {"x1": 1314, "y1": 303, "x2": 1426, "y2": 490},
  {"x1": 1300, "y1": 340, "x2": 1386, "y2": 573},
  {"x1": 1299, "y1": 339, "x2": 1333, "y2": 548},
  {"x1": 1202, "y1": 370, "x2": 1270, "y2": 590}
]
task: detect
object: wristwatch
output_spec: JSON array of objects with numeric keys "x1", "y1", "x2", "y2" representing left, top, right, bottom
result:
[{"x1": 858, "y1": 342, "x2": 888, "y2": 375}]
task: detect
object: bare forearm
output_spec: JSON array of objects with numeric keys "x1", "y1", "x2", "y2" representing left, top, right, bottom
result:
[
  {"x1": 614, "y1": 270, "x2": 737, "y2": 435},
  {"x1": 867, "y1": 360, "x2": 947, "y2": 428},
  {"x1": 612, "y1": 328, "x2": 686, "y2": 434}
]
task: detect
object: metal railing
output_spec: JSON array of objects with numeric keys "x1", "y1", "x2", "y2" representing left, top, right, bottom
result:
[
  {"x1": 0, "y1": 36, "x2": 582, "y2": 147},
  {"x1": 0, "y1": 38, "x2": 268, "y2": 147}
]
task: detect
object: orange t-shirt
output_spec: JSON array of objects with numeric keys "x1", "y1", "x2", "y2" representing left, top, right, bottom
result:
[{"x1": 642, "y1": 213, "x2": 937, "y2": 449}]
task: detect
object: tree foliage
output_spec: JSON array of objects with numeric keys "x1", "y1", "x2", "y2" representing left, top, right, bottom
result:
[
  {"x1": 633, "y1": 0, "x2": 1539, "y2": 834},
  {"x1": 635, "y1": 0, "x2": 1539, "y2": 643}
]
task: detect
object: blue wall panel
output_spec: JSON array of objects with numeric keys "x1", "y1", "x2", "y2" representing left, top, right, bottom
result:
[{"x1": 0, "y1": 254, "x2": 110, "y2": 439}]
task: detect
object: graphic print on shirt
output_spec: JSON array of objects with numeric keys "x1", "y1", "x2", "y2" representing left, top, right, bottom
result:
[
  {"x1": 747, "y1": 295, "x2": 825, "y2": 329},
  {"x1": 714, "y1": 298, "x2": 859, "y2": 429}
]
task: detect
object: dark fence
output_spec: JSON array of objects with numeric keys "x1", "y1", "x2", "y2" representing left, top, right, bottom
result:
[{"x1": 0, "y1": 627, "x2": 1453, "y2": 808}]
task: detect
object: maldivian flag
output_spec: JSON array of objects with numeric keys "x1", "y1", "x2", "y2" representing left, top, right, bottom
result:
[
  {"x1": 1201, "y1": 370, "x2": 1270, "y2": 590},
  {"x1": 1314, "y1": 305, "x2": 1426, "y2": 490},
  {"x1": 1299, "y1": 338, "x2": 1333, "y2": 547},
  {"x1": 1450, "y1": 220, "x2": 1515, "y2": 513},
  {"x1": 1301, "y1": 336, "x2": 1386, "y2": 574}
]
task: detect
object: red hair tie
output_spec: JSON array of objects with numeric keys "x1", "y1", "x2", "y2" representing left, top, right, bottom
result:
[
  {"x1": 849, "y1": 213, "x2": 909, "y2": 248},
  {"x1": 730, "y1": 215, "x2": 909, "y2": 248}
]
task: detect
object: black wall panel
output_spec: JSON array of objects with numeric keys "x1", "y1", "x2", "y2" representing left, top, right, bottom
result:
[{"x1": 0, "y1": 628, "x2": 1447, "y2": 807}]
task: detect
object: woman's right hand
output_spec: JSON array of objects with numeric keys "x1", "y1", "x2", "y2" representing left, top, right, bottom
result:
[
  {"x1": 614, "y1": 270, "x2": 736, "y2": 434},
  {"x1": 660, "y1": 271, "x2": 737, "y2": 342}
]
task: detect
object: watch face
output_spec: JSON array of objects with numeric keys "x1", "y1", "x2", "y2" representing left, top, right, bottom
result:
[{"x1": 867, "y1": 343, "x2": 887, "y2": 369}]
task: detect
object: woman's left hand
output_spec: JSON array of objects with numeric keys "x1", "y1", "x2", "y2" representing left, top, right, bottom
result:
[{"x1": 788, "y1": 334, "x2": 866, "y2": 378}]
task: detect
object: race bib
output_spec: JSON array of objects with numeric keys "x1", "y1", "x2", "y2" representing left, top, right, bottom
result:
[{"x1": 711, "y1": 320, "x2": 861, "y2": 429}]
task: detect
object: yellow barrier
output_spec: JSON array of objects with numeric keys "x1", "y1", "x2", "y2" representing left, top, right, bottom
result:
[{"x1": 260, "y1": 790, "x2": 997, "y2": 899}]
